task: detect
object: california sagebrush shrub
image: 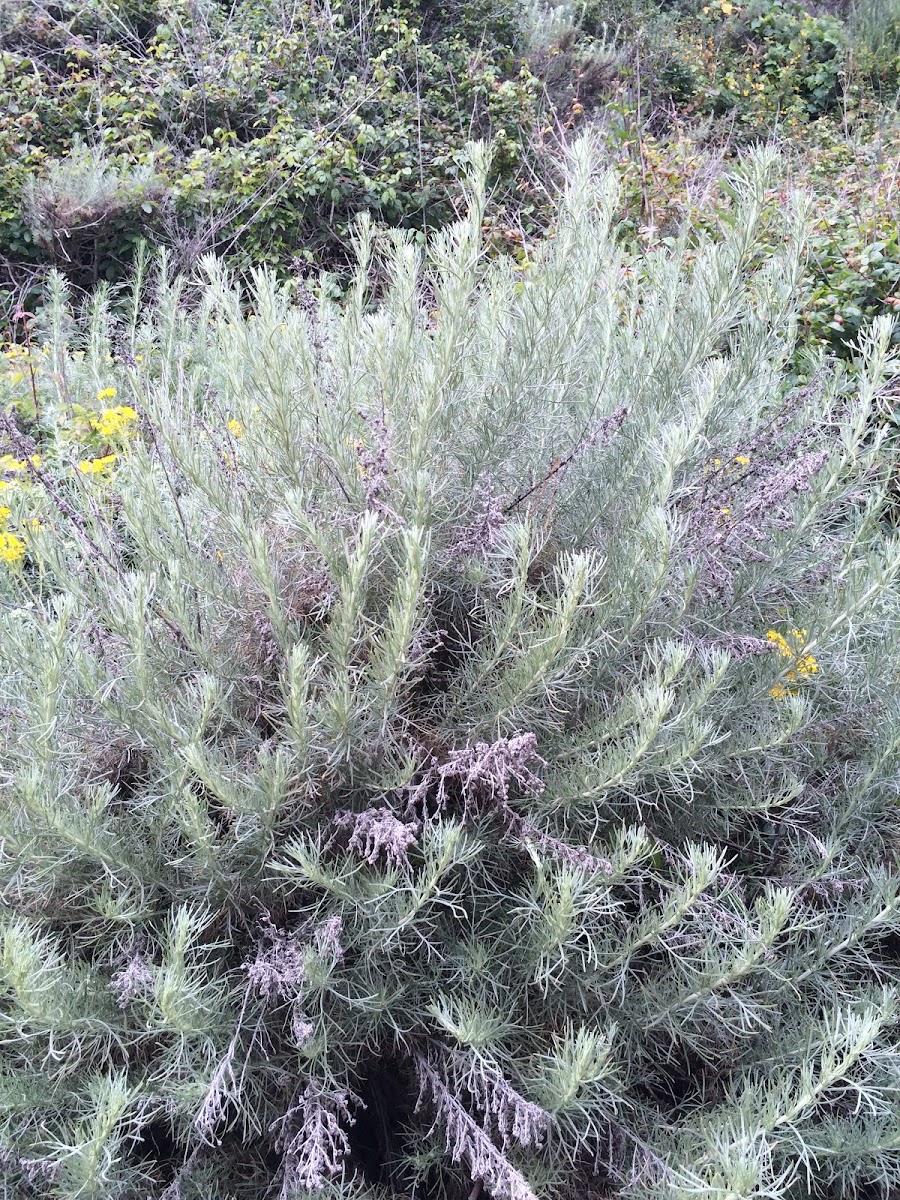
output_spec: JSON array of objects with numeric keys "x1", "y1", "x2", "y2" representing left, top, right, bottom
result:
[
  {"x1": 22, "y1": 146, "x2": 166, "y2": 287},
  {"x1": 1, "y1": 143, "x2": 900, "y2": 1200}
]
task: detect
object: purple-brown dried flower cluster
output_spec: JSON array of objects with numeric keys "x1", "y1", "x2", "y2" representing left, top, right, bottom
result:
[
  {"x1": 271, "y1": 1083, "x2": 357, "y2": 1196},
  {"x1": 246, "y1": 919, "x2": 307, "y2": 1002},
  {"x1": 335, "y1": 806, "x2": 421, "y2": 867},
  {"x1": 355, "y1": 408, "x2": 397, "y2": 518},
  {"x1": 451, "y1": 482, "x2": 508, "y2": 560},
  {"x1": 462, "y1": 1057, "x2": 552, "y2": 1152},
  {"x1": 682, "y1": 409, "x2": 831, "y2": 596},
  {"x1": 435, "y1": 731, "x2": 548, "y2": 808},
  {"x1": 415, "y1": 1056, "x2": 540, "y2": 1200},
  {"x1": 110, "y1": 953, "x2": 154, "y2": 1007},
  {"x1": 314, "y1": 914, "x2": 344, "y2": 961}
]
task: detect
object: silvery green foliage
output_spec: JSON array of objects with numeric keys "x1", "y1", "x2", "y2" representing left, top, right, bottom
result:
[{"x1": 1, "y1": 140, "x2": 899, "y2": 1200}]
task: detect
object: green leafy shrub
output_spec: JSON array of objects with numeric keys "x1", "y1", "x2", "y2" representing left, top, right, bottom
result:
[
  {"x1": 0, "y1": 0, "x2": 540, "y2": 299},
  {"x1": 793, "y1": 118, "x2": 900, "y2": 354},
  {"x1": 1, "y1": 143, "x2": 900, "y2": 1199},
  {"x1": 522, "y1": 0, "x2": 852, "y2": 203},
  {"x1": 536, "y1": 0, "x2": 848, "y2": 134},
  {"x1": 662, "y1": 0, "x2": 847, "y2": 129}
]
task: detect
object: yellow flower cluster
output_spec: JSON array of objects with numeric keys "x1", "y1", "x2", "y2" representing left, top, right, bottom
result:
[
  {"x1": 0, "y1": 532, "x2": 25, "y2": 564},
  {"x1": 228, "y1": 418, "x2": 244, "y2": 438},
  {"x1": 711, "y1": 453, "x2": 752, "y2": 469},
  {"x1": 78, "y1": 454, "x2": 118, "y2": 476},
  {"x1": 2, "y1": 345, "x2": 34, "y2": 377},
  {"x1": 94, "y1": 405, "x2": 137, "y2": 438},
  {"x1": 0, "y1": 453, "x2": 41, "y2": 473},
  {"x1": 767, "y1": 628, "x2": 819, "y2": 699},
  {"x1": 0, "y1": 502, "x2": 25, "y2": 566},
  {"x1": 66, "y1": 396, "x2": 137, "y2": 443}
]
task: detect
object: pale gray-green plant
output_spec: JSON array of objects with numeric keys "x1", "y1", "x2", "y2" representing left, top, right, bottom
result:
[
  {"x1": 0, "y1": 140, "x2": 899, "y2": 1200},
  {"x1": 22, "y1": 144, "x2": 164, "y2": 282}
]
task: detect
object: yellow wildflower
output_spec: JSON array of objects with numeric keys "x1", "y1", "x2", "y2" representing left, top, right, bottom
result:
[
  {"x1": 97, "y1": 387, "x2": 118, "y2": 401},
  {"x1": 78, "y1": 454, "x2": 117, "y2": 476},
  {"x1": 0, "y1": 506, "x2": 9, "y2": 525},
  {"x1": 228, "y1": 418, "x2": 243, "y2": 438},
  {"x1": 0, "y1": 532, "x2": 25, "y2": 564},
  {"x1": 94, "y1": 405, "x2": 138, "y2": 438},
  {"x1": 767, "y1": 628, "x2": 818, "y2": 697},
  {"x1": 734, "y1": 454, "x2": 751, "y2": 466},
  {"x1": 0, "y1": 453, "x2": 41, "y2": 472}
]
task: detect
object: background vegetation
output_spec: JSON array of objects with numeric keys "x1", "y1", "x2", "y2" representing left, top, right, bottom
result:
[
  {"x1": 0, "y1": 0, "x2": 538, "y2": 290},
  {"x1": 2, "y1": 0, "x2": 899, "y2": 357}
]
